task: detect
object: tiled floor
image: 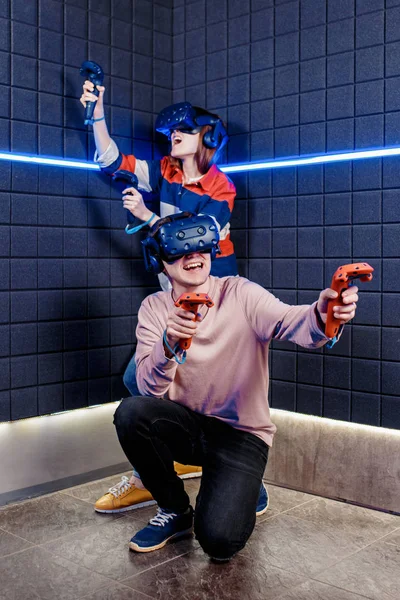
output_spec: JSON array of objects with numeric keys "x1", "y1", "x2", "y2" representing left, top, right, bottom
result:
[{"x1": 0, "y1": 473, "x2": 399, "y2": 600}]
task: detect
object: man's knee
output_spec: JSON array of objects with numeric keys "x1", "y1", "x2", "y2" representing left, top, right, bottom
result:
[
  {"x1": 113, "y1": 397, "x2": 147, "y2": 432},
  {"x1": 194, "y1": 520, "x2": 244, "y2": 561}
]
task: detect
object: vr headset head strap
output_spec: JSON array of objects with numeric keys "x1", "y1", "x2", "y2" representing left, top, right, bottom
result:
[{"x1": 192, "y1": 106, "x2": 228, "y2": 150}]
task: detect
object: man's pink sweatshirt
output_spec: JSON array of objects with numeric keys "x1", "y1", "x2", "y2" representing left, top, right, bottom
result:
[{"x1": 136, "y1": 276, "x2": 329, "y2": 447}]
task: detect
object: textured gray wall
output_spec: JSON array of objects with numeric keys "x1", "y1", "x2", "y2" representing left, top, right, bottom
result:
[
  {"x1": 0, "y1": 0, "x2": 172, "y2": 420},
  {"x1": 1, "y1": 0, "x2": 399, "y2": 430},
  {"x1": 172, "y1": 0, "x2": 400, "y2": 429}
]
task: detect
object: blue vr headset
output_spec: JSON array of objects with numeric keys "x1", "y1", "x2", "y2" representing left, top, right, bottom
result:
[
  {"x1": 142, "y1": 212, "x2": 220, "y2": 275},
  {"x1": 155, "y1": 102, "x2": 228, "y2": 152}
]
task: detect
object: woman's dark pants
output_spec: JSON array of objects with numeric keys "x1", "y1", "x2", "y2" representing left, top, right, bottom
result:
[{"x1": 114, "y1": 396, "x2": 269, "y2": 560}]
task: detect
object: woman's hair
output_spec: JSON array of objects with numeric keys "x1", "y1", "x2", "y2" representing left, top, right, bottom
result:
[{"x1": 196, "y1": 125, "x2": 218, "y2": 173}]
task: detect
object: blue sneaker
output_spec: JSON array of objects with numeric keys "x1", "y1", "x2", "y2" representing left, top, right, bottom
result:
[
  {"x1": 129, "y1": 506, "x2": 194, "y2": 552},
  {"x1": 256, "y1": 482, "x2": 269, "y2": 516}
]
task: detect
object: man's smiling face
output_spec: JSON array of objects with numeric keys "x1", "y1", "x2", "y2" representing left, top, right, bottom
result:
[{"x1": 163, "y1": 252, "x2": 211, "y2": 291}]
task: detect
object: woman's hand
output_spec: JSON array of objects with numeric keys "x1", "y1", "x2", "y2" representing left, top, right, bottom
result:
[
  {"x1": 122, "y1": 187, "x2": 152, "y2": 222},
  {"x1": 80, "y1": 80, "x2": 105, "y2": 119},
  {"x1": 317, "y1": 286, "x2": 359, "y2": 326},
  {"x1": 165, "y1": 308, "x2": 203, "y2": 349}
]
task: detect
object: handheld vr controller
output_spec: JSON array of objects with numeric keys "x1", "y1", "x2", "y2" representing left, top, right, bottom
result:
[
  {"x1": 325, "y1": 262, "x2": 374, "y2": 339},
  {"x1": 112, "y1": 170, "x2": 140, "y2": 232},
  {"x1": 174, "y1": 293, "x2": 214, "y2": 350},
  {"x1": 79, "y1": 60, "x2": 104, "y2": 125}
]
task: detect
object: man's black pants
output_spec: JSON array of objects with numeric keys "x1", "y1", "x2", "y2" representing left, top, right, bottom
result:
[{"x1": 114, "y1": 396, "x2": 269, "y2": 560}]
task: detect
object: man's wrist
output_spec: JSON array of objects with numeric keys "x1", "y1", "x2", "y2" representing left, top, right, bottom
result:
[
  {"x1": 314, "y1": 304, "x2": 326, "y2": 333},
  {"x1": 163, "y1": 336, "x2": 174, "y2": 359}
]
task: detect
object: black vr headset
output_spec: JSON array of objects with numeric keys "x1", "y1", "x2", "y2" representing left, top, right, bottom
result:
[
  {"x1": 155, "y1": 102, "x2": 228, "y2": 153},
  {"x1": 142, "y1": 212, "x2": 220, "y2": 275}
]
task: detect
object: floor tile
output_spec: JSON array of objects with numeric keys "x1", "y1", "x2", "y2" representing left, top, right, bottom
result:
[
  {"x1": 241, "y1": 513, "x2": 366, "y2": 577},
  {"x1": 285, "y1": 497, "x2": 400, "y2": 547},
  {"x1": 0, "y1": 492, "x2": 119, "y2": 545},
  {"x1": 0, "y1": 546, "x2": 111, "y2": 600},
  {"x1": 123, "y1": 548, "x2": 307, "y2": 600},
  {"x1": 279, "y1": 579, "x2": 372, "y2": 600},
  {"x1": 62, "y1": 472, "x2": 133, "y2": 505},
  {"x1": 383, "y1": 527, "x2": 400, "y2": 547},
  {"x1": 315, "y1": 541, "x2": 400, "y2": 600},
  {"x1": 258, "y1": 483, "x2": 317, "y2": 521},
  {"x1": 0, "y1": 528, "x2": 33, "y2": 558},
  {"x1": 43, "y1": 514, "x2": 198, "y2": 581},
  {"x1": 124, "y1": 504, "x2": 160, "y2": 524},
  {"x1": 181, "y1": 479, "x2": 201, "y2": 506},
  {"x1": 78, "y1": 582, "x2": 154, "y2": 600},
  {"x1": 2, "y1": 471, "x2": 397, "y2": 600}
]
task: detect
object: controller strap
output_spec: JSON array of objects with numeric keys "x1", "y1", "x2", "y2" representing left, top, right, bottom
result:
[
  {"x1": 326, "y1": 324, "x2": 344, "y2": 349},
  {"x1": 125, "y1": 212, "x2": 156, "y2": 235},
  {"x1": 86, "y1": 116, "x2": 105, "y2": 125},
  {"x1": 326, "y1": 336, "x2": 338, "y2": 349},
  {"x1": 163, "y1": 330, "x2": 187, "y2": 364}
]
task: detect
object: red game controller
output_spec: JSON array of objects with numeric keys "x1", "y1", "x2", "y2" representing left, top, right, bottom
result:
[
  {"x1": 326, "y1": 262, "x2": 374, "y2": 338},
  {"x1": 174, "y1": 293, "x2": 214, "y2": 350}
]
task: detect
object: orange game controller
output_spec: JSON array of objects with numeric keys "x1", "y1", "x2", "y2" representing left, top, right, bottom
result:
[
  {"x1": 325, "y1": 262, "x2": 374, "y2": 339},
  {"x1": 174, "y1": 293, "x2": 214, "y2": 350}
]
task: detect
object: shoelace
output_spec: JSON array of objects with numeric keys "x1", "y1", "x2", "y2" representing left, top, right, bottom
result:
[
  {"x1": 108, "y1": 475, "x2": 132, "y2": 498},
  {"x1": 149, "y1": 508, "x2": 177, "y2": 527}
]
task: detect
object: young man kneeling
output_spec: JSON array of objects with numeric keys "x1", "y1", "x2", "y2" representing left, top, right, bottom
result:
[{"x1": 114, "y1": 212, "x2": 359, "y2": 561}]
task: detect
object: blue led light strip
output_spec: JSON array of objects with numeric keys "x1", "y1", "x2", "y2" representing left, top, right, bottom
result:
[
  {"x1": 0, "y1": 152, "x2": 100, "y2": 170},
  {"x1": 220, "y1": 147, "x2": 400, "y2": 173},
  {"x1": 1, "y1": 147, "x2": 400, "y2": 173}
]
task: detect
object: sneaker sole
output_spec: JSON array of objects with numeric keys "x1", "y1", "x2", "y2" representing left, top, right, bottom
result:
[
  {"x1": 129, "y1": 527, "x2": 194, "y2": 553},
  {"x1": 94, "y1": 499, "x2": 157, "y2": 514},
  {"x1": 178, "y1": 472, "x2": 202, "y2": 480},
  {"x1": 256, "y1": 504, "x2": 268, "y2": 517}
]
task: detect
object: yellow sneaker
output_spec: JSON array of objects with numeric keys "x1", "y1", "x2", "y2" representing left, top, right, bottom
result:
[
  {"x1": 94, "y1": 476, "x2": 156, "y2": 514},
  {"x1": 94, "y1": 464, "x2": 202, "y2": 513},
  {"x1": 174, "y1": 463, "x2": 202, "y2": 479}
]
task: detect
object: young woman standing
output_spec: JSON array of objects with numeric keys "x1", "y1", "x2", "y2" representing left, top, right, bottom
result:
[{"x1": 80, "y1": 80, "x2": 268, "y2": 518}]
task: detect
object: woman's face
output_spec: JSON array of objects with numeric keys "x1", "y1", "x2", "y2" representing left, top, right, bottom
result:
[{"x1": 170, "y1": 130, "x2": 200, "y2": 159}]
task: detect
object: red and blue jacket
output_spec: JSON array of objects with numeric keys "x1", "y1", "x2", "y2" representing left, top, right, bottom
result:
[{"x1": 99, "y1": 144, "x2": 238, "y2": 277}]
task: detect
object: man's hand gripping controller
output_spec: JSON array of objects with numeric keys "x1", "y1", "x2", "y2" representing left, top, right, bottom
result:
[
  {"x1": 325, "y1": 262, "x2": 374, "y2": 338},
  {"x1": 174, "y1": 293, "x2": 214, "y2": 350}
]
